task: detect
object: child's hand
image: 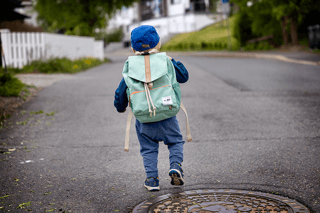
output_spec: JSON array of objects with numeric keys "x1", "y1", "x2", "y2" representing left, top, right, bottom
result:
[{"x1": 167, "y1": 55, "x2": 172, "y2": 60}]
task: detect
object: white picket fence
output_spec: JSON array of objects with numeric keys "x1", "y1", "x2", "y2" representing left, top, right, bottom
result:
[{"x1": 0, "y1": 29, "x2": 104, "y2": 68}]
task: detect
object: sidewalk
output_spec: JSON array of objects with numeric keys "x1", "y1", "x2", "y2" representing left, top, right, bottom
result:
[{"x1": 169, "y1": 51, "x2": 320, "y2": 66}]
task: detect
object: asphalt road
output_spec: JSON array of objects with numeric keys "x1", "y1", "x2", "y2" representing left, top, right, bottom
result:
[{"x1": 0, "y1": 54, "x2": 320, "y2": 213}]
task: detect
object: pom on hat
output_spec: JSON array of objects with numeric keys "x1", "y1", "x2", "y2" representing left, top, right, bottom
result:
[{"x1": 131, "y1": 25, "x2": 160, "y2": 51}]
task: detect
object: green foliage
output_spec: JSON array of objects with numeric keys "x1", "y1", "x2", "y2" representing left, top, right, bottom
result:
[
  {"x1": 312, "y1": 49, "x2": 320, "y2": 54},
  {"x1": 231, "y1": 2, "x2": 281, "y2": 47},
  {"x1": 0, "y1": 74, "x2": 25, "y2": 97},
  {"x1": 243, "y1": 41, "x2": 274, "y2": 51},
  {"x1": 34, "y1": 0, "x2": 136, "y2": 37},
  {"x1": 103, "y1": 28, "x2": 124, "y2": 44},
  {"x1": 162, "y1": 40, "x2": 234, "y2": 51},
  {"x1": 210, "y1": 0, "x2": 219, "y2": 13},
  {"x1": 16, "y1": 57, "x2": 108, "y2": 74},
  {"x1": 231, "y1": 0, "x2": 320, "y2": 46}
]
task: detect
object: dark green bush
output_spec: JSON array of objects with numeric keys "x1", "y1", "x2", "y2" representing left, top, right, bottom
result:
[
  {"x1": 232, "y1": 12, "x2": 255, "y2": 47},
  {"x1": 223, "y1": 43, "x2": 228, "y2": 49},
  {"x1": 189, "y1": 42, "x2": 196, "y2": 50},
  {"x1": 0, "y1": 73, "x2": 25, "y2": 97},
  {"x1": 201, "y1": 41, "x2": 208, "y2": 50},
  {"x1": 175, "y1": 42, "x2": 184, "y2": 51},
  {"x1": 243, "y1": 41, "x2": 273, "y2": 51},
  {"x1": 19, "y1": 57, "x2": 108, "y2": 74},
  {"x1": 103, "y1": 28, "x2": 124, "y2": 44}
]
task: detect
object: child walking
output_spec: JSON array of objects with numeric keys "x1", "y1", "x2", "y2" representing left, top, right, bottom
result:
[{"x1": 114, "y1": 25, "x2": 190, "y2": 191}]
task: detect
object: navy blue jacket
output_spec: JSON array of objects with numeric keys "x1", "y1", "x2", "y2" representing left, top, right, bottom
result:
[{"x1": 114, "y1": 58, "x2": 189, "y2": 112}]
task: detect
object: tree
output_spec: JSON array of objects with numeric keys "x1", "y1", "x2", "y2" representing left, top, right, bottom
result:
[
  {"x1": 231, "y1": 0, "x2": 320, "y2": 46},
  {"x1": 34, "y1": 0, "x2": 137, "y2": 37},
  {"x1": 268, "y1": 0, "x2": 320, "y2": 45},
  {"x1": 231, "y1": 0, "x2": 282, "y2": 46}
]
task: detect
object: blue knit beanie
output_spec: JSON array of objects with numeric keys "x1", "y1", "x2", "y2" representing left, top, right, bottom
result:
[{"x1": 131, "y1": 25, "x2": 160, "y2": 51}]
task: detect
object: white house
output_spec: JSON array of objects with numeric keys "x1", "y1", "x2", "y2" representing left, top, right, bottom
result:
[{"x1": 107, "y1": 0, "x2": 228, "y2": 46}]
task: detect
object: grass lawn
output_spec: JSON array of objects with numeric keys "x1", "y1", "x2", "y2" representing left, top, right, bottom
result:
[{"x1": 162, "y1": 16, "x2": 240, "y2": 51}]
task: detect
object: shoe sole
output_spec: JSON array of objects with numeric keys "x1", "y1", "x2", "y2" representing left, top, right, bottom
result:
[
  {"x1": 144, "y1": 183, "x2": 160, "y2": 191},
  {"x1": 169, "y1": 169, "x2": 185, "y2": 186}
]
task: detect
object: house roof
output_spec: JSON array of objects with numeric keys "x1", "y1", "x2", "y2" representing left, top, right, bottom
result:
[
  {"x1": 0, "y1": 0, "x2": 30, "y2": 21},
  {"x1": 0, "y1": 9, "x2": 30, "y2": 21},
  {"x1": 3, "y1": 0, "x2": 25, "y2": 9}
]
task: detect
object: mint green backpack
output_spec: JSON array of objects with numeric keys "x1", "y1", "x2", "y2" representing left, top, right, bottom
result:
[{"x1": 123, "y1": 52, "x2": 192, "y2": 151}]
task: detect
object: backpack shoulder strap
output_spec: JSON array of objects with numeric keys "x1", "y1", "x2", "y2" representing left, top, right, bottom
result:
[
  {"x1": 124, "y1": 109, "x2": 134, "y2": 151},
  {"x1": 180, "y1": 102, "x2": 192, "y2": 142}
]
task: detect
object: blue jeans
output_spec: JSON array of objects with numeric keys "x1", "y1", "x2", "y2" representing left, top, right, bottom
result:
[{"x1": 135, "y1": 116, "x2": 185, "y2": 178}]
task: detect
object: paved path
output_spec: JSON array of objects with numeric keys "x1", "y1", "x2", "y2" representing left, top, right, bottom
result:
[
  {"x1": 0, "y1": 53, "x2": 320, "y2": 212},
  {"x1": 16, "y1": 74, "x2": 74, "y2": 88}
]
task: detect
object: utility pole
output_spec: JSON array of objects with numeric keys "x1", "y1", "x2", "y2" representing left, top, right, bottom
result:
[
  {"x1": 0, "y1": 33, "x2": 8, "y2": 73},
  {"x1": 221, "y1": 0, "x2": 231, "y2": 50},
  {"x1": 0, "y1": 32, "x2": 2, "y2": 69}
]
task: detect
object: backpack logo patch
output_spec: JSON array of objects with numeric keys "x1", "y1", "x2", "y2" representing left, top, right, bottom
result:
[{"x1": 162, "y1": 96, "x2": 173, "y2": 105}]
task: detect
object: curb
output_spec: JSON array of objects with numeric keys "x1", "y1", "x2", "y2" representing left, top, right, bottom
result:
[{"x1": 169, "y1": 52, "x2": 320, "y2": 66}]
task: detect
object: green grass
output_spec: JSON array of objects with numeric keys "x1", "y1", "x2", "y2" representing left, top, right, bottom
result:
[
  {"x1": 0, "y1": 73, "x2": 25, "y2": 97},
  {"x1": 0, "y1": 57, "x2": 109, "y2": 75},
  {"x1": 162, "y1": 17, "x2": 240, "y2": 51}
]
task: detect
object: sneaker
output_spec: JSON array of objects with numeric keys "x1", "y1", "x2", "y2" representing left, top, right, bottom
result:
[
  {"x1": 144, "y1": 177, "x2": 160, "y2": 191},
  {"x1": 169, "y1": 163, "x2": 185, "y2": 186}
]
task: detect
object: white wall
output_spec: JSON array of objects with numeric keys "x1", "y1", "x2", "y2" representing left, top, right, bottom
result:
[
  {"x1": 1, "y1": 29, "x2": 104, "y2": 68},
  {"x1": 167, "y1": 0, "x2": 185, "y2": 16},
  {"x1": 45, "y1": 33, "x2": 95, "y2": 60},
  {"x1": 194, "y1": 14, "x2": 215, "y2": 30}
]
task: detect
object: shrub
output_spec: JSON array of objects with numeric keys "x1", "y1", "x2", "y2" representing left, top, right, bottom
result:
[
  {"x1": 183, "y1": 43, "x2": 189, "y2": 50},
  {"x1": 201, "y1": 41, "x2": 208, "y2": 50},
  {"x1": 243, "y1": 41, "x2": 273, "y2": 51},
  {"x1": 232, "y1": 12, "x2": 255, "y2": 47},
  {"x1": 223, "y1": 43, "x2": 228, "y2": 49},
  {"x1": 103, "y1": 28, "x2": 124, "y2": 44},
  {"x1": 0, "y1": 73, "x2": 25, "y2": 97},
  {"x1": 20, "y1": 57, "x2": 107, "y2": 74},
  {"x1": 175, "y1": 42, "x2": 184, "y2": 51},
  {"x1": 189, "y1": 42, "x2": 196, "y2": 50}
]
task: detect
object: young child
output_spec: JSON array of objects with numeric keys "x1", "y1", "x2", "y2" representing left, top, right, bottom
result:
[{"x1": 114, "y1": 25, "x2": 189, "y2": 191}]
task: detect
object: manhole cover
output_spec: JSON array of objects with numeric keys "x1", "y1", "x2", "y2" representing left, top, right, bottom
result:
[{"x1": 132, "y1": 189, "x2": 310, "y2": 213}]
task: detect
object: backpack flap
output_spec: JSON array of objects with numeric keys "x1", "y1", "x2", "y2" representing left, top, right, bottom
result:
[{"x1": 128, "y1": 53, "x2": 168, "y2": 83}]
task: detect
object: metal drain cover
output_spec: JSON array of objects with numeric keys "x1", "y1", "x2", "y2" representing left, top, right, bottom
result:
[{"x1": 132, "y1": 189, "x2": 310, "y2": 213}]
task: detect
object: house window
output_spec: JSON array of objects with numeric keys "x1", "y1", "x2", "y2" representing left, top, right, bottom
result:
[
  {"x1": 140, "y1": 0, "x2": 165, "y2": 21},
  {"x1": 171, "y1": 0, "x2": 181, "y2": 4}
]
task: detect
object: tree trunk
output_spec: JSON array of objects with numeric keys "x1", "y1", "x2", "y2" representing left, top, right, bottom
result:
[
  {"x1": 290, "y1": 17, "x2": 299, "y2": 45},
  {"x1": 281, "y1": 16, "x2": 289, "y2": 45}
]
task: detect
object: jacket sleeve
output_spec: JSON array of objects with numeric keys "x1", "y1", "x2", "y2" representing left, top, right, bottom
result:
[
  {"x1": 114, "y1": 78, "x2": 128, "y2": 112},
  {"x1": 171, "y1": 58, "x2": 189, "y2": 83}
]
